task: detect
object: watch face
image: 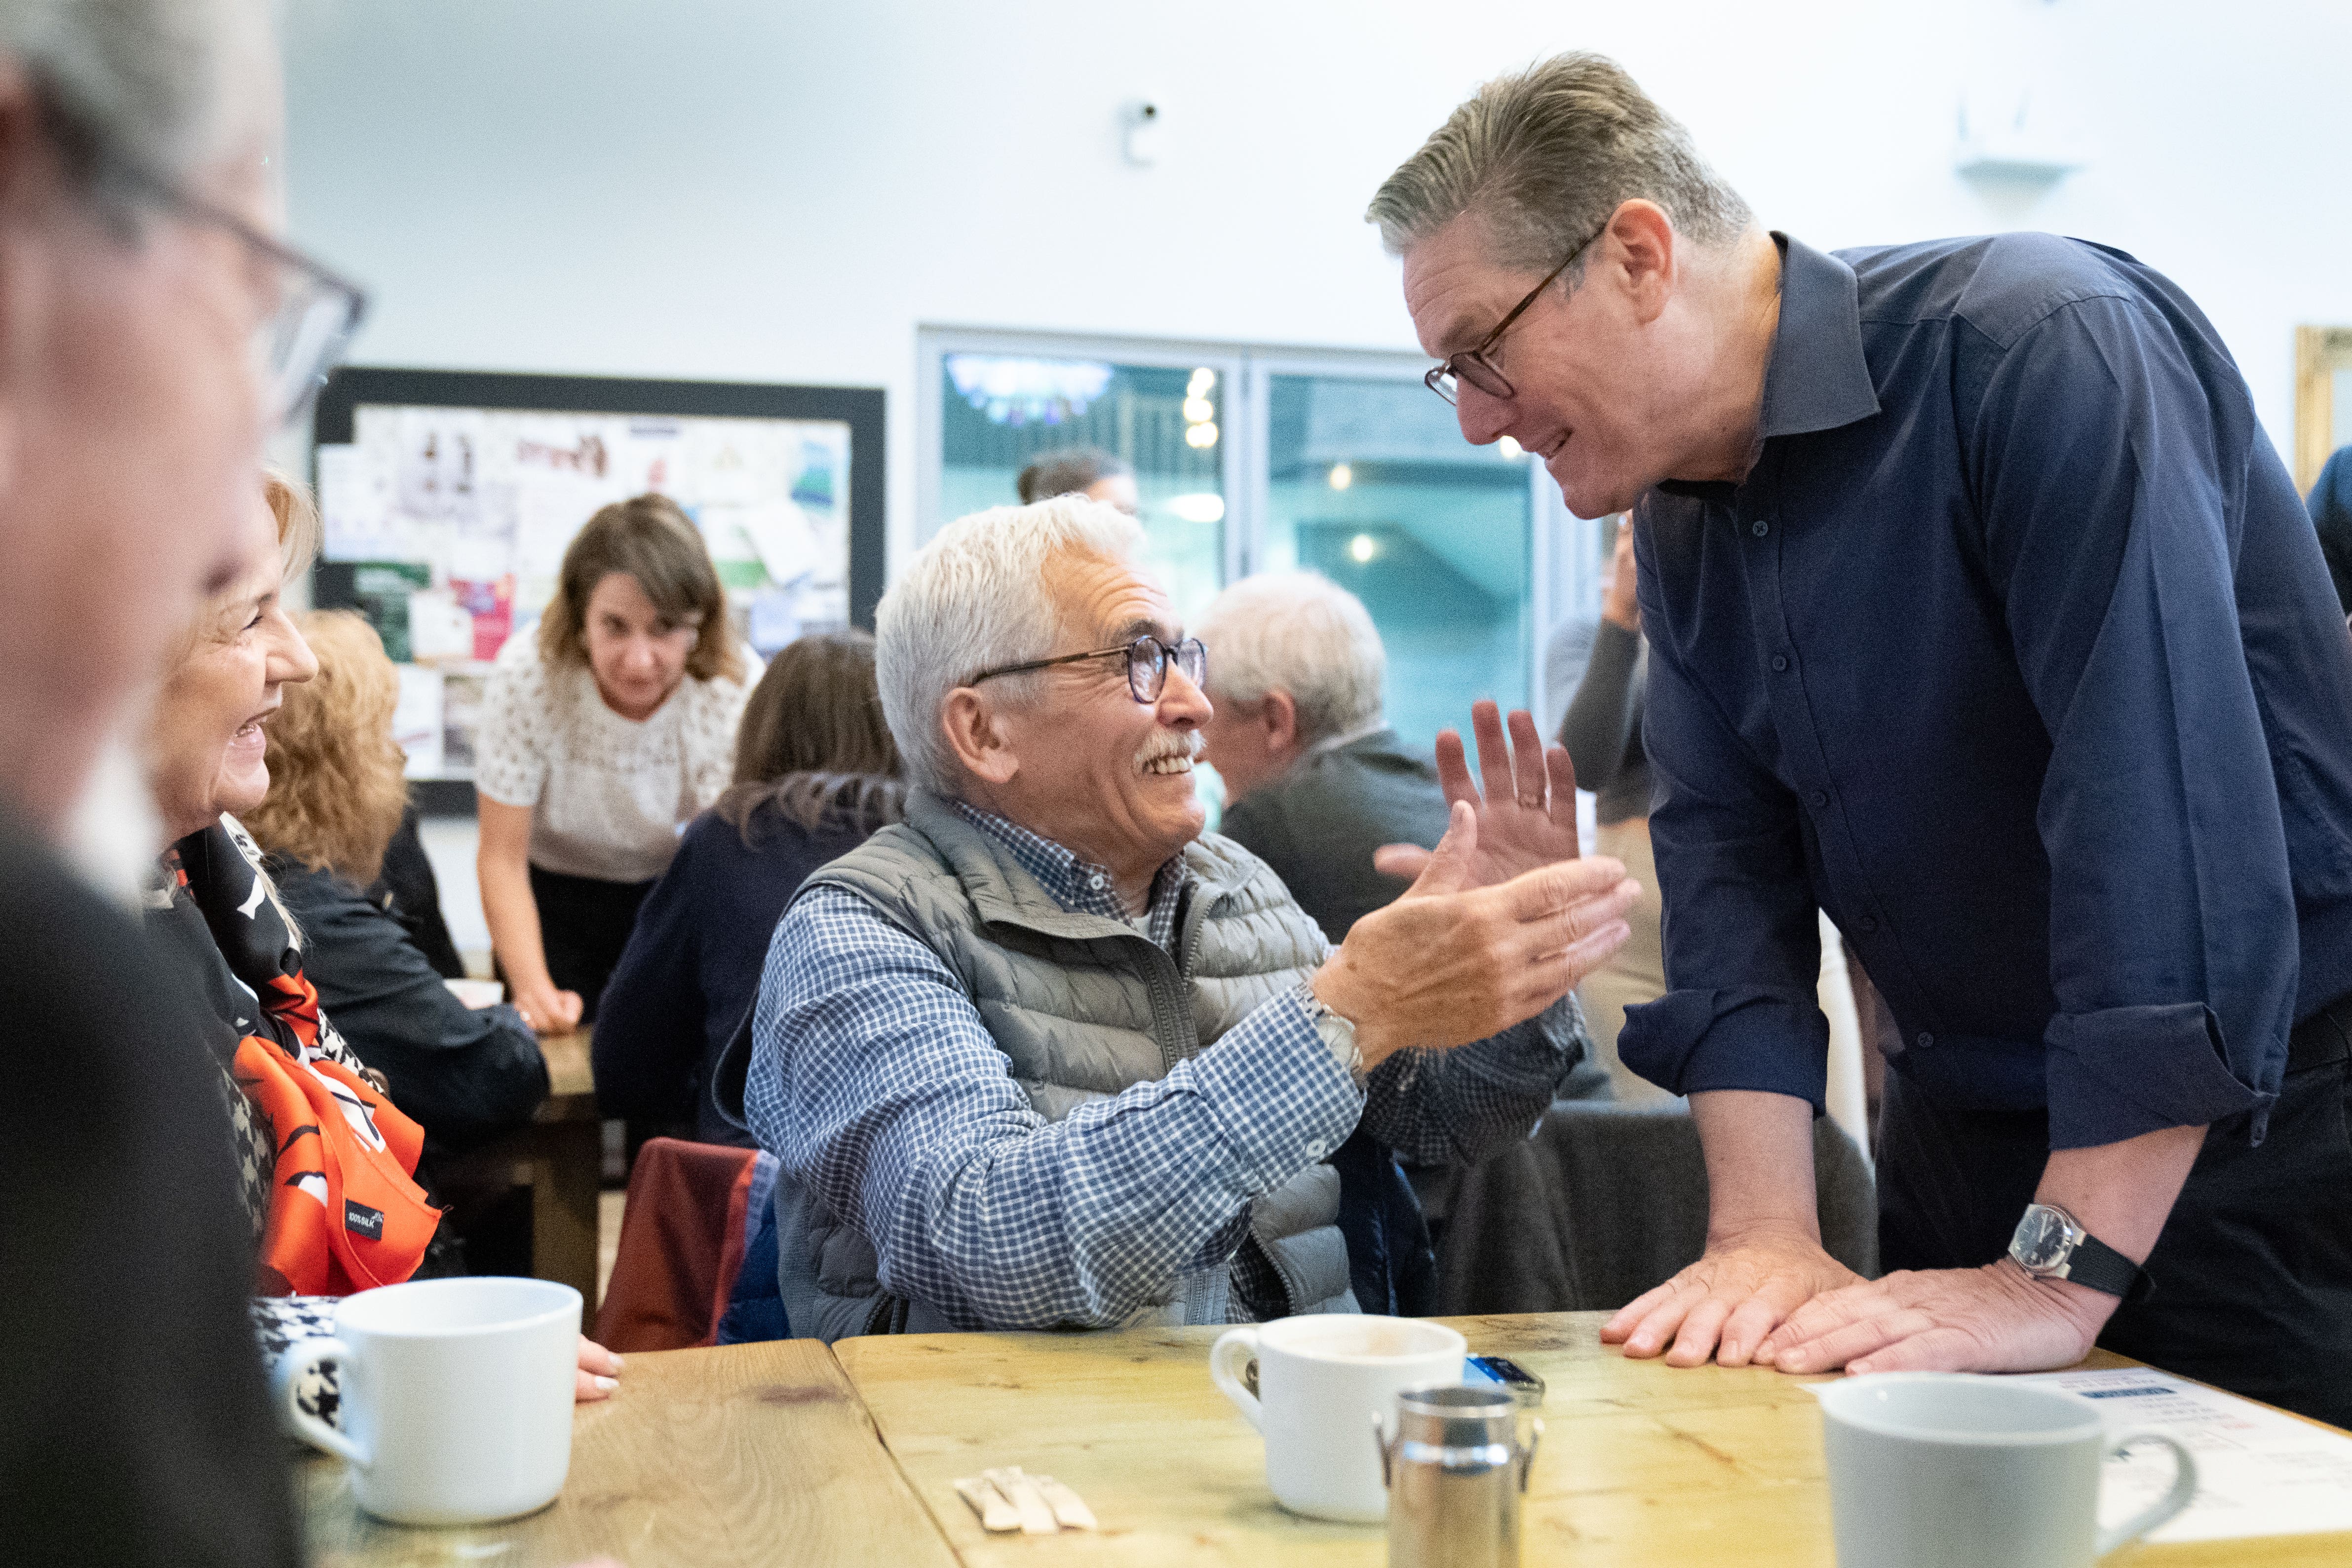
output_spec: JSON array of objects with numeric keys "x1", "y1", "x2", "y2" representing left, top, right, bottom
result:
[{"x1": 2012, "y1": 1206, "x2": 2075, "y2": 1270}]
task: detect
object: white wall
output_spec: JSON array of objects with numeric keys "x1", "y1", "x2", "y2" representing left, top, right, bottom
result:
[{"x1": 284, "y1": 0, "x2": 2352, "y2": 572}]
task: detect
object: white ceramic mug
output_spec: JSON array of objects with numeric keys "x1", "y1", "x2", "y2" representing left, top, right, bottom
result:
[
  {"x1": 1210, "y1": 1315, "x2": 1466, "y2": 1523},
  {"x1": 274, "y1": 1276, "x2": 582, "y2": 1526},
  {"x1": 1817, "y1": 1373, "x2": 2198, "y2": 1568}
]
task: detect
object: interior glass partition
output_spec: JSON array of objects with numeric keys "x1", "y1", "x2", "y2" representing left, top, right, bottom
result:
[
  {"x1": 921, "y1": 330, "x2": 1604, "y2": 763},
  {"x1": 935, "y1": 348, "x2": 1235, "y2": 617},
  {"x1": 1255, "y1": 370, "x2": 1538, "y2": 751}
]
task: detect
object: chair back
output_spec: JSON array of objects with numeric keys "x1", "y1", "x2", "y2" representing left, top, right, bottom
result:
[{"x1": 1428, "y1": 1102, "x2": 1877, "y2": 1315}]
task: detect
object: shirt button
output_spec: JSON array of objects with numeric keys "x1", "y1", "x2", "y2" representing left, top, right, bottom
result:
[
  {"x1": 1088, "y1": 873, "x2": 1105, "y2": 889},
  {"x1": 1771, "y1": 653, "x2": 1790, "y2": 672},
  {"x1": 1305, "y1": 1138, "x2": 1329, "y2": 1158},
  {"x1": 1751, "y1": 520, "x2": 1770, "y2": 537},
  {"x1": 1916, "y1": 1031, "x2": 1935, "y2": 1050},
  {"x1": 1809, "y1": 789, "x2": 1829, "y2": 808},
  {"x1": 1859, "y1": 915, "x2": 1880, "y2": 934}
]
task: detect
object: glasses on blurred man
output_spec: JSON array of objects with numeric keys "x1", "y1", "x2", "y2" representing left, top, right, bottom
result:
[
  {"x1": 83, "y1": 132, "x2": 368, "y2": 430},
  {"x1": 969, "y1": 634, "x2": 1209, "y2": 706}
]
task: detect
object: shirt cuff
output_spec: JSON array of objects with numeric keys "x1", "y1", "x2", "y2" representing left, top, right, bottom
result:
[
  {"x1": 1618, "y1": 987, "x2": 1827, "y2": 1109},
  {"x1": 1189, "y1": 986, "x2": 1364, "y2": 1193},
  {"x1": 2043, "y1": 1002, "x2": 2271, "y2": 1148}
]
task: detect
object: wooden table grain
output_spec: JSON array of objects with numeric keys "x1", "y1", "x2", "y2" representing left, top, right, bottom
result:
[
  {"x1": 301, "y1": 1338, "x2": 959, "y2": 1568},
  {"x1": 835, "y1": 1310, "x2": 2352, "y2": 1568}
]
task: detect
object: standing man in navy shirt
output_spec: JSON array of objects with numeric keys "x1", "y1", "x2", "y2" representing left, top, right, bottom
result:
[{"x1": 1372, "y1": 52, "x2": 2352, "y2": 1425}]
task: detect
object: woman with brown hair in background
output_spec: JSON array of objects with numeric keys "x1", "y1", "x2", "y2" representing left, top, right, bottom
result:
[
  {"x1": 475, "y1": 494, "x2": 754, "y2": 1034},
  {"x1": 594, "y1": 631, "x2": 902, "y2": 1145},
  {"x1": 245, "y1": 609, "x2": 548, "y2": 1157}
]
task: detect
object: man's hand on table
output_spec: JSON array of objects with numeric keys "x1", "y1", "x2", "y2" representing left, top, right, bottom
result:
[
  {"x1": 1601, "y1": 1224, "x2": 1866, "y2": 1366},
  {"x1": 1316, "y1": 701, "x2": 1640, "y2": 1070},
  {"x1": 1751, "y1": 1260, "x2": 2111, "y2": 1376}
]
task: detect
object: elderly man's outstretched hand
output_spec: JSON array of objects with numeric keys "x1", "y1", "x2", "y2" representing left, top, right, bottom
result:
[{"x1": 1314, "y1": 706, "x2": 1639, "y2": 1070}]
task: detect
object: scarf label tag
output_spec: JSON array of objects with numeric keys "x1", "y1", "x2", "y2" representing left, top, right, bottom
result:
[{"x1": 344, "y1": 1199, "x2": 386, "y2": 1241}]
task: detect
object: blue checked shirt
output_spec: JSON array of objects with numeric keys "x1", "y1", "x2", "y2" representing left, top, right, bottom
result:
[{"x1": 742, "y1": 801, "x2": 1586, "y2": 1331}]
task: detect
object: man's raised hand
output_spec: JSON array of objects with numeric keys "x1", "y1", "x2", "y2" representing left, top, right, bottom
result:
[
  {"x1": 1315, "y1": 803, "x2": 1638, "y2": 1071},
  {"x1": 1375, "y1": 701, "x2": 1581, "y2": 893}
]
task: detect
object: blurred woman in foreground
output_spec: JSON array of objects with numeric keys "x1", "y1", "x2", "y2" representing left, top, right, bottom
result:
[{"x1": 141, "y1": 472, "x2": 617, "y2": 1402}]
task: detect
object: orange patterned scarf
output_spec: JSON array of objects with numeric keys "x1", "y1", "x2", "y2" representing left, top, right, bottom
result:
[{"x1": 232, "y1": 970, "x2": 437, "y2": 1296}]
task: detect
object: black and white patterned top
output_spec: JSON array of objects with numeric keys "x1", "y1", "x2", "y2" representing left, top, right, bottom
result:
[{"x1": 475, "y1": 636, "x2": 751, "y2": 883}]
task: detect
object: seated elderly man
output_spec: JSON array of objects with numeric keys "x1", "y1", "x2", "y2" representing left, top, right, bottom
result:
[{"x1": 735, "y1": 498, "x2": 1638, "y2": 1339}]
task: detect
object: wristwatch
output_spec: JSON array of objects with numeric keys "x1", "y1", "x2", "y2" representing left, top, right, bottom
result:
[
  {"x1": 1297, "y1": 983, "x2": 1366, "y2": 1086},
  {"x1": 2006, "y1": 1203, "x2": 2151, "y2": 1303}
]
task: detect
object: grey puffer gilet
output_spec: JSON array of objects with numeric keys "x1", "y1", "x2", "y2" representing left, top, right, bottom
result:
[{"x1": 778, "y1": 789, "x2": 1355, "y2": 1339}]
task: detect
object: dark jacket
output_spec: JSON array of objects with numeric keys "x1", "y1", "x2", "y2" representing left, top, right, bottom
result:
[
  {"x1": 370, "y1": 806, "x2": 464, "y2": 981},
  {"x1": 268, "y1": 856, "x2": 548, "y2": 1155},
  {"x1": 1, "y1": 807, "x2": 301, "y2": 1568},
  {"x1": 595, "y1": 802, "x2": 875, "y2": 1145},
  {"x1": 1217, "y1": 727, "x2": 1452, "y2": 945}
]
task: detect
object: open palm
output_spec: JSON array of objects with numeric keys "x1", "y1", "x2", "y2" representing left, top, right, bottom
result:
[{"x1": 1376, "y1": 701, "x2": 1581, "y2": 894}]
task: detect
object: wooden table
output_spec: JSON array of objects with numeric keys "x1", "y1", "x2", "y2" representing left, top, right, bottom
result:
[
  {"x1": 301, "y1": 1338, "x2": 958, "y2": 1568},
  {"x1": 836, "y1": 1311, "x2": 2352, "y2": 1567},
  {"x1": 441, "y1": 1028, "x2": 602, "y2": 1308}
]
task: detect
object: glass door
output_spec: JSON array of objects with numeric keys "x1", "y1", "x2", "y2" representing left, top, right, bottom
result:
[
  {"x1": 918, "y1": 331, "x2": 1609, "y2": 755},
  {"x1": 1247, "y1": 361, "x2": 1545, "y2": 752},
  {"x1": 922, "y1": 331, "x2": 1244, "y2": 621}
]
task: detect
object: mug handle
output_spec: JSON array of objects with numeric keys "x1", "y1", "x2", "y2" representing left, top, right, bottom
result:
[
  {"x1": 271, "y1": 1336, "x2": 368, "y2": 1467},
  {"x1": 1209, "y1": 1327, "x2": 1263, "y2": 1431},
  {"x1": 2093, "y1": 1428, "x2": 2197, "y2": 1555}
]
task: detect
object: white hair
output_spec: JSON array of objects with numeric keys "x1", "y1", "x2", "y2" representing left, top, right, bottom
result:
[
  {"x1": 0, "y1": 0, "x2": 270, "y2": 193},
  {"x1": 877, "y1": 497, "x2": 1149, "y2": 796},
  {"x1": 1195, "y1": 572, "x2": 1385, "y2": 744}
]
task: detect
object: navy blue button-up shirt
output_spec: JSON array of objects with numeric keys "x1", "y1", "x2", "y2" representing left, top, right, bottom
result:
[{"x1": 1617, "y1": 232, "x2": 2352, "y2": 1149}]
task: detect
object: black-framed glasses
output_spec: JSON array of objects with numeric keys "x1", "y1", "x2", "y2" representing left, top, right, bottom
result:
[
  {"x1": 85, "y1": 139, "x2": 369, "y2": 431},
  {"x1": 969, "y1": 635, "x2": 1208, "y2": 705},
  {"x1": 1423, "y1": 216, "x2": 1610, "y2": 407}
]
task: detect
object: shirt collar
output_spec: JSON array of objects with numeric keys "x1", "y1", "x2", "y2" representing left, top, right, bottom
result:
[
  {"x1": 1657, "y1": 232, "x2": 1880, "y2": 501},
  {"x1": 1302, "y1": 721, "x2": 1392, "y2": 762},
  {"x1": 949, "y1": 799, "x2": 1189, "y2": 941}
]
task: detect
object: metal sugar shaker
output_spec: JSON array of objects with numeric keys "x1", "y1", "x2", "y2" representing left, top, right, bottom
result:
[{"x1": 1374, "y1": 1384, "x2": 1543, "y2": 1568}]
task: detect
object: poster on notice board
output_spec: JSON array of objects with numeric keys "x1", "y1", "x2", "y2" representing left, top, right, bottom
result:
[{"x1": 316, "y1": 403, "x2": 853, "y2": 781}]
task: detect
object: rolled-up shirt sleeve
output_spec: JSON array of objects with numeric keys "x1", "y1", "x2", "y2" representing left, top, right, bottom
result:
[
  {"x1": 1618, "y1": 544, "x2": 1830, "y2": 1109},
  {"x1": 1974, "y1": 298, "x2": 2287, "y2": 1146}
]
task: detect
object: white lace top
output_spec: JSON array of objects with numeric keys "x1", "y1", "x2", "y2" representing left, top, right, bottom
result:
[{"x1": 475, "y1": 636, "x2": 752, "y2": 884}]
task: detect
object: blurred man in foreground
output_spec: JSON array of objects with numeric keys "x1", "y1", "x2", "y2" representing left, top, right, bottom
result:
[{"x1": 0, "y1": 2, "x2": 362, "y2": 1560}]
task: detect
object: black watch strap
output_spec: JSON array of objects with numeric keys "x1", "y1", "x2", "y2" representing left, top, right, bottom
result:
[{"x1": 2057, "y1": 1229, "x2": 2149, "y2": 1302}]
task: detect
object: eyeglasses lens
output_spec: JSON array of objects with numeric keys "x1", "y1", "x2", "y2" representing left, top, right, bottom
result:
[
  {"x1": 1125, "y1": 641, "x2": 1162, "y2": 703},
  {"x1": 1455, "y1": 356, "x2": 1512, "y2": 401},
  {"x1": 257, "y1": 278, "x2": 363, "y2": 429},
  {"x1": 1125, "y1": 638, "x2": 1208, "y2": 703}
]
